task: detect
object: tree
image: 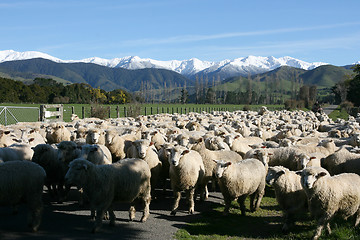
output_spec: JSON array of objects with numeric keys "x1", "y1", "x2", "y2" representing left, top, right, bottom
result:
[{"x1": 347, "y1": 64, "x2": 360, "y2": 106}]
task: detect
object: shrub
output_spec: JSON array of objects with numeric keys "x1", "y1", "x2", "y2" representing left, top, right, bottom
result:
[
  {"x1": 90, "y1": 104, "x2": 109, "y2": 119},
  {"x1": 340, "y1": 101, "x2": 354, "y2": 113},
  {"x1": 126, "y1": 103, "x2": 142, "y2": 118}
]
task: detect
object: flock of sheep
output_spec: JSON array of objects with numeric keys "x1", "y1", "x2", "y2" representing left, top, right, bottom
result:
[{"x1": 1, "y1": 106, "x2": 360, "y2": 239}]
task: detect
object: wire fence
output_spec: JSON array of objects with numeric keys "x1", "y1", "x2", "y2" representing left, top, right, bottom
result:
[
  {"x1": 0, "y1": 106, "x2": 40, "y2": 126},
  {"x1": 0, "y1": 104, "x2": 285, "y2": 124}
]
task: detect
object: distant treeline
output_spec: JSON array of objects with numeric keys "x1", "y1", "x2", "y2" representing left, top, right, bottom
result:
[{"x1": 0, "y1": 77, "x2": 132, "y2": 104}]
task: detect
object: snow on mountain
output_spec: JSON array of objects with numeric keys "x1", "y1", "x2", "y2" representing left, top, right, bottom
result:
[
  {"x1": 0, "y1": 50, "x2": 329, "y2": 79},
  {"x1": 0, "y1": 50, "x2": 62, "y2": 63}
]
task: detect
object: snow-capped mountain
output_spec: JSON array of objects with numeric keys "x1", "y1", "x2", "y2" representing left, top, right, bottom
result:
[{"x1": 0, "y1": 50, "x2": 328, "y2": 79}]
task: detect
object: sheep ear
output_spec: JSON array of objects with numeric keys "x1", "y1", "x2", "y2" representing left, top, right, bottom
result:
[
  {"x1": 310, "y1": 157, "x2": 316, "y2": 160},
  {"x1": 295, "y1": 170, "x2": 302, "y2": 176},
  {"x1": 82, "y1": 163, "x2": 88, "y2": 170},
  {"x1": 181, "y1": 150, "x2": 190, "y2": 155},
  {"x1": 261, "y1": 146, "x2": 266, "y2": 149},
  {"x1": 149, "y1": 142, "x2": 154, "y2": 146},
  {"x1": 316, "y1": 172, "x2": 327, "y2": 179},
  {"x1": 276, "y1": 170, "x2": 285, "y2": 177},
  {"x1": 225, "y1": 162, "x2": 232, "y2": 167},
  {"x1": 29, "y1": 138, "x2": 35, "y2": 143}
]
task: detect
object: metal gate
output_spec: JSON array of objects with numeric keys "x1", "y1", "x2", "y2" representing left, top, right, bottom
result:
[{"x1": 0, "y1": 106, "x2": 40, "y2": 126}]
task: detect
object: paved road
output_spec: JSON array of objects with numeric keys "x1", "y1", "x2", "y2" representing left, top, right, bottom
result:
[
  {"x1": 322, "y1": 104, "x2": 338, "y2": 115},
  {"x1": 0, "y1": 187, "x2": 223, "y2": 240}
]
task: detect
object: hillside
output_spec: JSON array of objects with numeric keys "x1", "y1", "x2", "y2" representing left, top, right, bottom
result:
[
  {"x1": 0, "y1": 58, "x2": 191, "y2": 92},
  {"x1": 216, "y1": 65, "x2": 353, "y2": 93}
]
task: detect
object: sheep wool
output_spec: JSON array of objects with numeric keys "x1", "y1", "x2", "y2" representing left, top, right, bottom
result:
[
  {"x1": 300, "y1": 167, "x2": 360, "y2": 240},
  {"x1": 0, "y1": 161, "x2": 46, "y2": 232},
  {"x1": 65, "y1": 158, "x2": 151, "y2": 233}
]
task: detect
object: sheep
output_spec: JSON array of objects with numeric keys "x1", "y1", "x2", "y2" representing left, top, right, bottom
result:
[
  {"x1": 64, "y1": 158, "x2": 151, "y2": 233},
  {"x1": 0, "y1": 160, "x2": 46, "y2": 232},
  {"x1": 191, "y1": 138, "x2": 243, "y2": 200},
  {"x1": 294, "y1": 139, "x2": 337, "y2": 157},
  {"x1": 167, "y1": 145, "x2": 205, "y2": 215},
  {"x1": 141, "y1": 130, "x2": 167, "y2": 150},
  {"x1": 300, "y1": 167, "x2": 360, "y2": 240},
  {"x1": 31, "y1": 144, "x2": 67, "y2": 199},
  {"x1": 246, "y1": 147, "x2": 308, "y2": 171},
  {"x1": 79, "y1": 144, "x2": 112, "y2": 165},
  {"x1": 6, "y1": 143, "x2": 34, "y2": 161},
  {"x1": 104, "y1": 129, "x2": 135, "y2": 162},
  {"x1": 86, "y1": 128, "x2": 106, "y2": 145},
  {"x1": 224, "y1": 135, "x2": 263, "y2": 158},
  {"x1": 321, "y1": 147, "x2": 360, "y2": 175},
  {"x1": 47, "y1": 123, "x2": 72, "y2": 144},
  {"x1": 214, "y1": 158, "x2": 267, "y2": 216},
  {"x1": 204, "y1": 136, "x2": 230, "y2": 150},
  {"x1": 266, "y1": 166, "x2": 307, "y2": 232},
  {"x1": 57, "y1": 141, "x2": 81, "y2": 165},
  {"x1": 126, "y1": 139, "x2": 162, "y2": 197}
]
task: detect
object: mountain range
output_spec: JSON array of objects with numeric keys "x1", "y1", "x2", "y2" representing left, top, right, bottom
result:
[
  {"x1": 0, "y1": 50, "x2": 357, "y2": 95},
  {"x1": 0, "y1": 50, "x2": 329, "y2": 79}
]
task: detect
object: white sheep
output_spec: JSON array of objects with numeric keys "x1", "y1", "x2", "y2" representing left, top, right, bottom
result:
[
  {"x1": 31, "y1": 144, "x2": 66, "y2": 199},
  {"x1": 65, "y1": 158, "x2": 151, "y2": 233},
  {"x1": 168, "y1": 145, "x2": 205, "y2": 215},
  {"x1": 86, "y1": 128, "x2": 106, "y2": 145},
  {"x1": 79, "y1": 144, "x2": 112, "y2": 165},
  {"x1": 266, "y1": 166, "x2": 307, "y2": 232},
  {"x1": 0, "y1": 160, "x2": 46, "y2": 232},
  {"x1": 191, "y1": 138, "x2": 243, "y2": 200},
  {"x1": 46, "y1": 123, "x2": 72, "y2": 144},
  {"x1": 214, "y1": 158, "x2": 267, "y2": 216},
  {"x1": 127, "y1": 139, "x2": 162, "y2": 196},
  {"x1": 321, "y1": 147, "x2": 360, "y2": 175},
  {"x1": 300, "y1": 166, "x2": 360, "y2": 240}
]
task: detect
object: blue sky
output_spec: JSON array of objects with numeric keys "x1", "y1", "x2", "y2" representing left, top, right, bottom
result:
[{"x1": 1, "y1": 0, "x2": 359, "y2": 65}]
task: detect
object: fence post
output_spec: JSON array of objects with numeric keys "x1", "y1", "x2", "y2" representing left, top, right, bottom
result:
[
  {"x1": 71, "y1": 106, "x2": 74, "y2": 114},
  {"x1": 116, "y1": 106, "x2": 119, "y2": 118},
  {"x1": 108, "y1": 106, "x2": 111, "y2": 118},
  {"x1": 82, "y1": 107, "x2": 85, "y2": 119},
  {"x1": 124, "y1": 106, "x2": 127, "y2": 117},
  {"x1": 151, "y1": 107, "x2": 153, "y2": 115}
]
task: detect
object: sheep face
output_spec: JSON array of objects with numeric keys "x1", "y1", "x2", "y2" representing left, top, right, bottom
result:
[
  {"x1": 80, "y1": 145, "x2": 98, "y2": 159},
  {"x1": 266, "y1": 166, "x2": 285, "y2": 185},
  {"x1": 300, "y1": 167, "x2": 329, "y2": 190},
  {"x1": 299, "y1": 154, "x2": 310, "y2": 169},
  {"x1": 134, "y1": 140, "x2": 151, "y2": 159},
  {"x1": 213, "y1": 160, "x2": 232, "y2": 178},
  {"x1": 168, "y1": 146, "x2": 188, "y2": 167},
  {"x1": 88, "y1": 130, "x2": 102, "y2": 144},
  {"x1": 104, "y1": 131, "x2": 115, "y2": 145},
  {"x1": 57, "y1": 141, "x2": 80, "y2": 164},
  {"x1": 65, "y1": 158, "x2": 90, "y2": 187}
]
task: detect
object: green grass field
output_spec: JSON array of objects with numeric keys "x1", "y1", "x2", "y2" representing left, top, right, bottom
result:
[
  {"x1": 175, "y1": 187, "x2": 360, "y2": 240},
  {"x1": 0, "y1": 103, "x2": 284, "y2": 125}
]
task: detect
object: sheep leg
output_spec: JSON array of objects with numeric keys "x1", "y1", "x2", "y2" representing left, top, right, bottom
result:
[
  {"x1": 141, "y1": 195, "x2": 151, "y2": 222},
  {"x1": 221, "y1": 194, "x2": 232, "y2": 216},
  {"x1": 199, "y1": 180, "x2": 209, "y2": 201},
  {"x1": 27, "y1": 199, "x2": 43, "y2": 232},
  {"x1": 92, "y1": 209, "x2": 105, "y2": 233},
  {"x1": 129, "y1": 203, "x2": 136, "y2": 221},
  {"x1": 253, "y1": 187, "x2": 265, "y2": 211},
  {"x1": 108, "y1": 208, "x2": 116, "y2": 226},
  {"x1": 355, "y1": 208, "x2": 360, "y2": 227},
  {"x1": 171, "y1": 191, "x2": 181, "y2": 216},
  {"x1": 312, "y1": 215, "x2": 331, "y2": 240},
  {"x1": 237, "y1": 195, "x2": 247, "y2": 216},
  {"x1": 186, "y1": 188, "x2": 195, "y2": 214}
]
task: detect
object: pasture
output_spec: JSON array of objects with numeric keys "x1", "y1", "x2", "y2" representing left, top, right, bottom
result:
[{"x1": 0, "y1": 104, "x2": 358, "y2": 240}]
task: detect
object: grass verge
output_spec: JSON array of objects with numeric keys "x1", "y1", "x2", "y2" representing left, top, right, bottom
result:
[{"x1": 174, "y1": 187, "x2": 360, "y2": 240}]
